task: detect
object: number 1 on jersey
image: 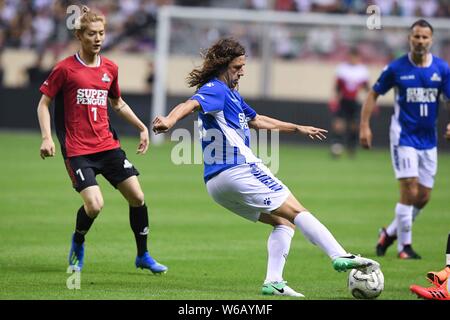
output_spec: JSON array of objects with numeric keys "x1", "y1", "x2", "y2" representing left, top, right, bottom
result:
[
  {"x1": 91, "y1": 107, "x2": 97, "y2": 121},
  {"x1": 419, "y1": 104, "x2": 428, "y2": 117}
]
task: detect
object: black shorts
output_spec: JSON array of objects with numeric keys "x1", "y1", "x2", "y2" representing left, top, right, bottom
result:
[
  {"x1": 335, "y1": 98, "x2": 360, "y2": 122},
  {"x1": 64, "y1": 148, "x2": 140, "y2": 192}
]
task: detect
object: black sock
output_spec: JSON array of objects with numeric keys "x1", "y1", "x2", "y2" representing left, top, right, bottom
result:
[
  {"x1": 129, "y1": 204, "x2": 149, "y2": 257},
  {"x1": 347, "y1": 129, "x2": 358, "y2": 154},
  {"x1": 74, "y1": 206, "x2": 95, "y2": 244},
  {"x1": 330, "y1": 128, "x2": 344, "y2": 156},
  {"x1": 331, "y1": 132, "x2": 344, "y2": 146}
]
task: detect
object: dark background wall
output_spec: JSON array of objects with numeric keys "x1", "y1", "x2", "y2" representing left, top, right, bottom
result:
[{"x1": 1, "y1": 87, "x2": 449, "y2": 151}]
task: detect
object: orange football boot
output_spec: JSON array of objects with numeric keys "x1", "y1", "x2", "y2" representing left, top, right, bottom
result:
[
  {"x1": 427, "y1": 266, "x2": 450, "y2": 286},
  {"x1": 410, "y1": 280, "x2": 449, "y2": 300}
]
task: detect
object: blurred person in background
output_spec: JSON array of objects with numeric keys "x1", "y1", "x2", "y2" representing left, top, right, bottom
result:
[
  {"x1": 0, "y1": 27, "x2": 4, "y2": 87},
  {"x1": 48, "y1": 0, "x2": 73, "y2": 64},
  {"x1": 310, "y1": 0, "x2": 340, "y2": 13},
  {"x1": 26, "y1": 52, "x2": 50, "y2": 86},
  {"x1": 360, "y1": 19, "x2": 450, "y2": 260},
  {"x1": 329, "y1": 47, "x2": 369, "y2": 158}
]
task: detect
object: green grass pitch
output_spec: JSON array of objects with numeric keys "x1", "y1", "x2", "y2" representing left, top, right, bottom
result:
[{"x1": 0, "y1": 131, "x2": 449, "y2": 300}]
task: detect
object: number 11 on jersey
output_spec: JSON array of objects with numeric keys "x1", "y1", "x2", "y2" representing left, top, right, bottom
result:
[{"x1": 419, "y1": 104, "x2": 428, "y2": 117}]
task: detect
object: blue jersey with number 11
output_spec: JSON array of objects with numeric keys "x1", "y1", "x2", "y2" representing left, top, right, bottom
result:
[{"x1": 373, "y1": 53, "x2": 450, "y2": 149}]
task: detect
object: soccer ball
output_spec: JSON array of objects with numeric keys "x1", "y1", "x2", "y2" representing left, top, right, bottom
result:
[{"x1": 348, "y1": 268, "x2": 384, "y2": 299}]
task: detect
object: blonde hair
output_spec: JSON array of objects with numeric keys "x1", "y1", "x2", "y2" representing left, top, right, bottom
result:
[{"x1": 74, "y1": 6, "x2": 106, "y2": 34}]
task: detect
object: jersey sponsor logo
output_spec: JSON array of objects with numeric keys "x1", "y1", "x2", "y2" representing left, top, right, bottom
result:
[
  {"x1": 430, "y1": 73, "x2": 442, "y2": 82},
  {"x1": 238, "y1": 113, "x2": 249, "y2": 129},
  {"x1": 400, "y1": 75, "x2": 415, "y2": 80},
  {"x1": 101, "y1": 73, "x2": 111, "y2": 83},
  {"x1": 406, "y1": 87, "x2": 438, "y2": 103},
  {"x1": 43, "y1": 80, "x2": 49, "y2": 86},
  {"x1": 77, "y1": 89, "x2": 108, "y2": 106}
]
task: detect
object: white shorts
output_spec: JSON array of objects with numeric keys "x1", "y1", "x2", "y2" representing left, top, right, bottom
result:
[
  {"x1": 390, "y1": 144, "x2": 437, "y2": 188},
  {"x1": 206, "y1": 163, "x2": 291, "y2": 222}
]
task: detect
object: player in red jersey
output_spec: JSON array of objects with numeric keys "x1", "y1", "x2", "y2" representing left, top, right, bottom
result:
[
  {"x1": 36, "y1": 6, "x2": 167, "y2": 274},
  {"x1": 329, "y1": 47, "x2": 369, "y2": 158}
]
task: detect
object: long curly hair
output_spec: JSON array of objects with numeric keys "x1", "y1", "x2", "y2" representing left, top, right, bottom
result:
[{"x1": 187, "y1": 38, "x2": 246, "y2": 90}]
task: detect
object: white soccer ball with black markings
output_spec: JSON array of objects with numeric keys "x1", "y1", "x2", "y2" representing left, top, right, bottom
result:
[{"x1": 348, "y1": 268, "x2": 384, "y2": 299}]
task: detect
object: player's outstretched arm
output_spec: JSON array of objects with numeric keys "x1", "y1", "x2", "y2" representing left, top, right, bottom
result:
[
  {"x1": 152, "y1": 99, "x2": 200, "y2": 134},
  {"x1": 109, "y1": 97, "x2": 149, "y2": 154},
  {"x1": 37, "y1": 94, "x2": 56, "y2": 159},
  {"x1": 249, "y1": 114, "x2": 327, "y2": 140},
  {"x1": 359, "y1": 89, "x2": 379, "y2": 149}
]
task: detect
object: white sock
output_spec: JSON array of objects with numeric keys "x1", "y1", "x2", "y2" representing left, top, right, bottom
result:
[
  {"x1": 386, "y1": 206, "x2": 421, "y2": 237},
  {"x1": 446, "y1": 254, "x2": 450, "y2": 267},
  {"x1": 386, "y1": 218, "x2": 397, "y2": 237},
  {"x1": 264, "y1": 225, "x2": 294, "y2": 283},
  {"x1": 294, "y1": 211, "x2": 347, "y2": 260},
  {"x1": 395, "y1": 203, "x2": 413, "y2": 252}
]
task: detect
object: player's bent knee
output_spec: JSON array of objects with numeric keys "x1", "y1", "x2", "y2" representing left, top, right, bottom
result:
[
  {"x1": 280, "y1": 221, "x2": 295, "y2": 229},
  {"x1": 85, "y1": 199, "x2": 104, "y2": 217},
  {"x1": 85, "y1": 207, "x2": 101, "y2": 218},
  {"x1": 400, "y1": 183, "x2": 419, "y2": 204},
  {"x1": 408, "y1": 190, "x2": 419, "y2": 204},
  {"x1": 128, "y1": 192, "x2": 145, "y2": 207},
  {"x1": 415, "y1": 195, "x2": 430, "y2": 209}
]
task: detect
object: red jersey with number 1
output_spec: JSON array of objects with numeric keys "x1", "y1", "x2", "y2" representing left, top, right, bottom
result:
[{"x1": 40, "y1": 53, "x2": 121, "y2": 158}]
